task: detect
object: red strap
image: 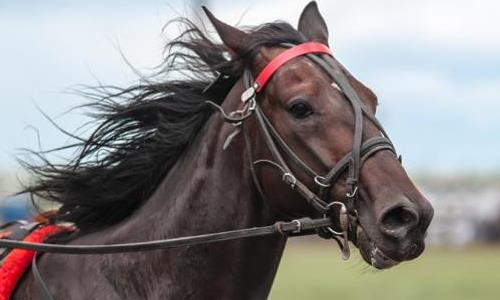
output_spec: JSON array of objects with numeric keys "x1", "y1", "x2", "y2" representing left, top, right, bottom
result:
[
  {"x1": 254, "y1": 42, "x2": 333, "y2": 92},
  {"x1": 0, "y1": 224, "x2": 74, "y2": 300}
]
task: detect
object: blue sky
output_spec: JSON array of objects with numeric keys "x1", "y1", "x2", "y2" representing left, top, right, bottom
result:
[{"x1": 1, "y1": 0, "x2": 499, "y2": 176}]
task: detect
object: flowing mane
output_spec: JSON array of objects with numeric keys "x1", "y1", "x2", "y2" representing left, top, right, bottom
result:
[{"x1": 21, "y1": 18, "x2": 305, "y2": 232}]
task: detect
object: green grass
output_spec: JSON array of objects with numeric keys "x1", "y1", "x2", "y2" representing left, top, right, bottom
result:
[{"x1": 270, "y1": 240, "x2": 500, "y2": 300}]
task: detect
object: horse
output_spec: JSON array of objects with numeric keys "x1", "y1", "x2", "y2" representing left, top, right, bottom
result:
[{"x1": 11, "y1": 2, "x2": 434, "y2": 299}]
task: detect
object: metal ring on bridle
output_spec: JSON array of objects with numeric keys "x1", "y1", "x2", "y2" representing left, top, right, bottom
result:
[
  {"x1": 225, "y1": 98, "x2": 257, "y2": 125},
  {"x1": 325, "y1": 201, "x2": 347, "y2": 213},
  {"x1": 325, "y1": 226, "x2": 343, "y2": 236},
  {"x1": 247, "y1": 98, "x2": 256, "y2": 111},
  {"x1": 314, "y1": 175, "x2": 331, "y2": 187},
  {"x1": 323, "y1": 201, "x2": 349, "y2": 235},
  {"x1": 346, "y1": 186, "x2": 358, "y2": 198}
]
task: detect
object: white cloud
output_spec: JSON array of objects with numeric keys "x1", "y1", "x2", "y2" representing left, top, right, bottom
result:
[
  {"x1": 364, "y1": 66, "x2": 500, "y2": 130},
  {"x1": 0, "y1": 0, "x2": 498, "y2": 173},
  {"x1": 321, "y1": 0, "x2": 500, "y2": 53},
  {"x1": 368, "y1": 67, "x2": 499, "y2": 104},
  {"x1": 209, "y1": 0, "x2": 500, "y2": 54}
]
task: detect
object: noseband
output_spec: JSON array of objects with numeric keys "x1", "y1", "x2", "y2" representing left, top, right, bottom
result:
[{"x1": 209, "y1": 42, "x2": 398, "y2": 259}]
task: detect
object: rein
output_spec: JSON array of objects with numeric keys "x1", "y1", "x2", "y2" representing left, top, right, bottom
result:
[
  {"x1": 0, "y1": 218, "x2": 331, "y2": 254},
  {"x1": 0, "y1": 42, "x2": 398, "y2": 256},
  {"x1": 0, "y1": 218, "x2": 331, "y2": 300},
  {"x1": 1, "y1": 42, "x2": 398, "y2": 300}
]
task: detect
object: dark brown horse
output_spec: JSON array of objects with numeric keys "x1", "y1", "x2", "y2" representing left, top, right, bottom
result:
[{"x1": 13, "y1": 2, "x2": 433, "y2": 299}]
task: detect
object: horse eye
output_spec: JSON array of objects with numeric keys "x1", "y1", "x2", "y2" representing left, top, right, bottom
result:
[{"x1": 288, "y1": 101, "x2": 313, "y2": 119}]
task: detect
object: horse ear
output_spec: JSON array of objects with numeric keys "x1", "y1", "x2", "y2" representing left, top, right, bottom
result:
[
  {"x1": 297, "y1": 1, "x2": 329, "y2": 46},
  {"x1": 202, "y1": 6, "x2": 247, "y2": 54}
]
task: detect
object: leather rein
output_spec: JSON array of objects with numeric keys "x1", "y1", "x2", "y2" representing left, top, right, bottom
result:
[{"x1": 0, "y1": 42, "x2": 398, "y2": 299}]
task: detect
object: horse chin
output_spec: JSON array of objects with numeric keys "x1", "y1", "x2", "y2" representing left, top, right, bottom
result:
[{"x1": 354, "y1": 226, "x2": 400, "y2": 270}]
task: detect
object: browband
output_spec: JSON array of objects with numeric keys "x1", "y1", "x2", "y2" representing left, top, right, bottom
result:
[{"x1": 254, "y1": 42, "x2": 333, "y2": 92}]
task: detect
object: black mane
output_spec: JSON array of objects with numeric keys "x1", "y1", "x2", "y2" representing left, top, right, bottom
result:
[{"x1": 21, "y1": 17, "x2": 305, "y2": 232}]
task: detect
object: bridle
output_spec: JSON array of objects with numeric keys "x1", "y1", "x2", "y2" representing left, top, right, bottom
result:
[
  {"x1": 208, "y1": 42, "x2": 398, "y2": 258},
  {"x1": 0, "y1": 42, "x2": 399, "y2": 299}
]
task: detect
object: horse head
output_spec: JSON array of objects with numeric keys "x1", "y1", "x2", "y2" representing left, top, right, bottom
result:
[{"x1": 204, "y1": 1, "x2": 434, "y2": 269}]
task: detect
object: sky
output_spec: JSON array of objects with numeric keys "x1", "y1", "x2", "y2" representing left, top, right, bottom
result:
[{"x1": 0, "y1": 0, "x2": 499, "y2": 176}]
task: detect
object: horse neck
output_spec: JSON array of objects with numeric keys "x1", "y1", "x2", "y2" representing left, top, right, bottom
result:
[{"x1": 99, "y1": 80, "x2": 287, "y2": 298}]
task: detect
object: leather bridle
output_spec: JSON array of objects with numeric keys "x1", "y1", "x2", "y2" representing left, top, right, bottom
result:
[
  {"x1": 209, "y1": 42, "x2": 398, "y2": 258},
  {"x1": 0, "y1": 42, "x2": 399, "y2": 300}
]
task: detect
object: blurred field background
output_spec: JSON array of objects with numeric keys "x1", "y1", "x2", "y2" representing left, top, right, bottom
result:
[
  {"x1": 1, "y1": 1, "x2": 500, "y2": 299},
  {"x1": 271, "y1": 242, "x2": 500, "y2": 300}
]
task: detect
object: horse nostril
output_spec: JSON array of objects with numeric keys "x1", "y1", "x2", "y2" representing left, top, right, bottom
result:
[{"x1": 380, "y1": 205, "x2": 419, "y2": 238}]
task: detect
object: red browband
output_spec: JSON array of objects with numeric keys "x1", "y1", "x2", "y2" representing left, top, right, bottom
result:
[{"x1": 254, "y1": 42, "x2": 333, "y2": 92}]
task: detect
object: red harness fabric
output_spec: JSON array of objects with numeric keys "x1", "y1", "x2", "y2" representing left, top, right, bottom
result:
[
  {"x1": 0, "y1": 224, "x2": 72, "y2": 300},
  {"x1": 254, "y1": 42, "x2": 333, "y2": 92}
]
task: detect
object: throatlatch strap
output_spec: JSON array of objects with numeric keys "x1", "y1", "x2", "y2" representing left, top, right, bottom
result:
[{"x1": 254, "y1": 42, "x2": 332, "y2": 92}]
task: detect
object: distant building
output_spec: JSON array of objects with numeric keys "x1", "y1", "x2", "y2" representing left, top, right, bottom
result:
[
  {"x1": 423, "y1": 183, "x2": 500, "y2": 246},
  {"x1": 0, "y1": 193, "x2": 32, "y2": 223}
]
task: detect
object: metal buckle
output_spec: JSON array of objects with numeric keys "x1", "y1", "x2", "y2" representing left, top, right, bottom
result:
[
  {"x1": 241, "y1": 87, "x2": 254, "y2": 103},
  {"x1": 282, "y1": 172, "x2": 297, "y2": 188},
  {"x1": 291, "y1": 219, "x2": 302, "y2": 233},
  {"x1": 241, "y1": 83, "x2": 259, "y2": 103}
]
